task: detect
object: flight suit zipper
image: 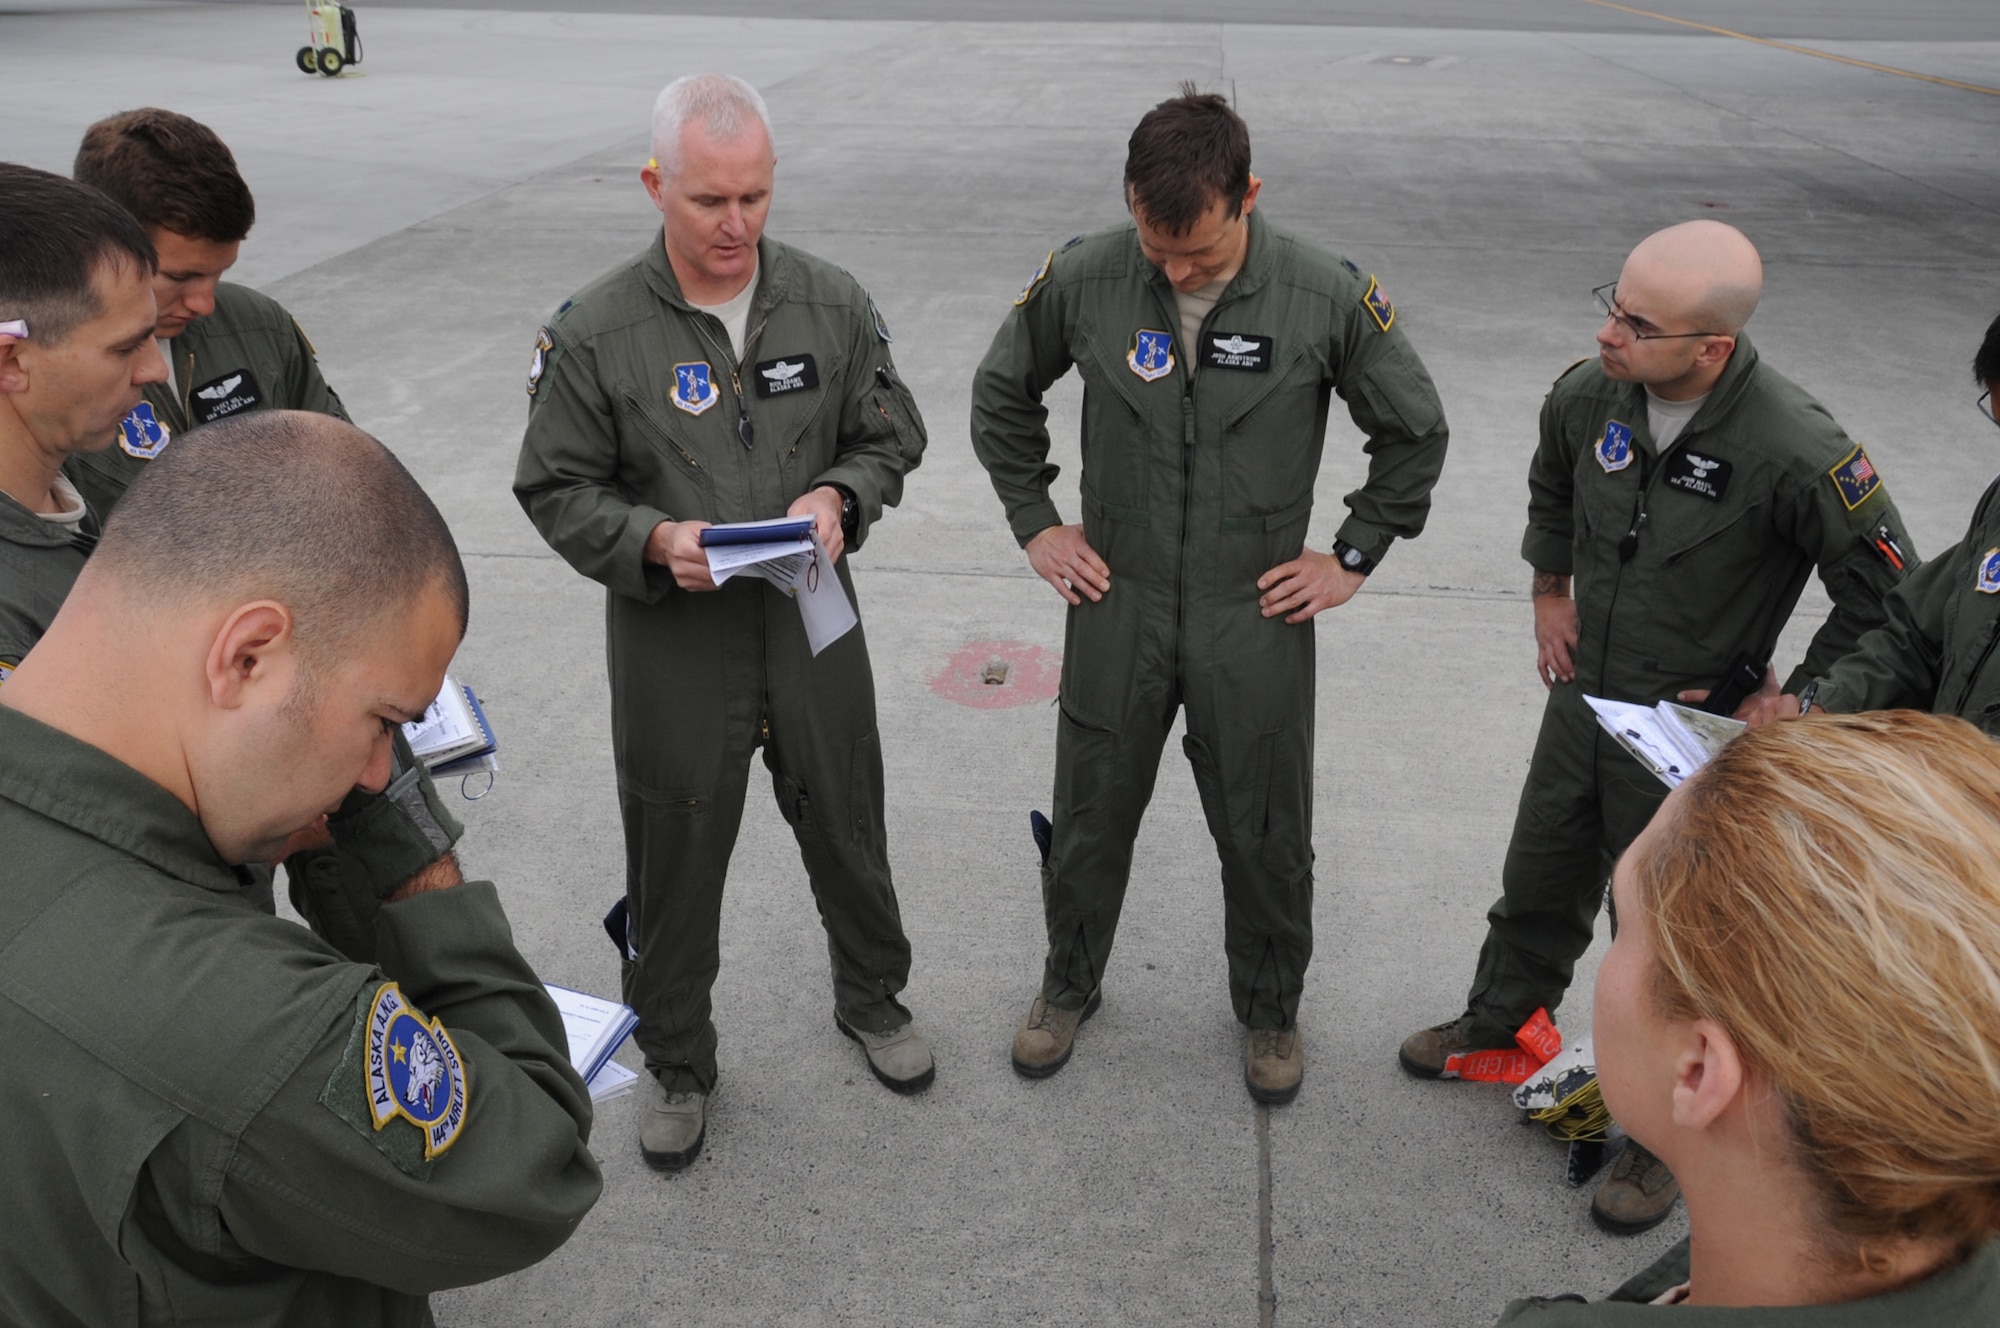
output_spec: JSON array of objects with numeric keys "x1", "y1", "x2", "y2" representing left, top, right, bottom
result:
[
  {"x1": 1954, "y1": 618, "x2": 2000, "y2": 714},
  {"x1": 1593, "y1": 423, "x2": 1710, "y2": 687}
]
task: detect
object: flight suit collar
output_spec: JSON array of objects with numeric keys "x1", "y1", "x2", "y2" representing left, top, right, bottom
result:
[
  {"x1": 0, "y1": 704, "x2": 243, "y2": 895},
  {"x1": 1132, "y1": 207, "x2": 1274, "y2": 305},
  {"x1": 0, "y1": 488, "x2": 85, "y2": 551},
  {"x1": 639, "y1": 230, "x2": 793, "y2": 325},
  {"x1": 1610, "y1": 330, "x2": 1763, "y2": 447}
]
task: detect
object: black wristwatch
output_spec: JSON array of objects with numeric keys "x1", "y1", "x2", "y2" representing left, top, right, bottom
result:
[
  {"x1": 1332, "y1": 539, "x2": 1376, "y2": 576},
  {"x1": 830, "y1": 483, "x2": 859, "y2": 542}
]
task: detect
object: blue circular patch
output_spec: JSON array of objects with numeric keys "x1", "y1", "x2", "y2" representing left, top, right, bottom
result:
[{"x1": 384, "y1": 1008, "x2": 456, "y2": 1125}]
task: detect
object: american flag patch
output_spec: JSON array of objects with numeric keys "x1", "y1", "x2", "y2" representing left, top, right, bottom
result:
[{"x1": 1829, "y1": 445, "x2": 1882, "y2": 510}]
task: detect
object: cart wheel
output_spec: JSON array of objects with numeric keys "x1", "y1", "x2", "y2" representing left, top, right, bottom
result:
[
  {"x1": 318, "y1": 47, "x2": 344, "y2": 76},
  {"x1": 296, "y1": 46, "x2": 319, "y2": 74}
]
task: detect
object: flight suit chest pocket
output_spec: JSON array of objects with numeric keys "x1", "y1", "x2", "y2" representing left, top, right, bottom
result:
[
  {"x1": 1221, "y1": 344, "x2": 1316, "y2": 515},
  {"x1": 617, "y1": 387, "x2": 717, "y2": 520},
  {"x1": 1075, "y1": 321, "x2": 1165, "y2": 515}
]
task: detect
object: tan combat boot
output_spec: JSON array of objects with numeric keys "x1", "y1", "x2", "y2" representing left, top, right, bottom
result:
[
  {"x1": 1245, "y1": 1025, "x2": 1304, "y2": 1104},
  {"x1": 1010, "y1": 986, "x2": 1101, "y2": 1078},
  {"x1": 639, "y1": 1079, "x2": 706, "y2": 1172},
  {"x1": 1591, "y1": 1140, "x2": 1681, "y2": 1234}
]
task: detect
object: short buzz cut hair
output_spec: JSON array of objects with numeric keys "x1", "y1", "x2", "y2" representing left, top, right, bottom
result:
[
  {"x1": 0, "y1": 162, "x2": 157, "y2": 348},
  {"x1": 649, "y1": 74, "x2": 774, "y2": 177},
  {"x1": 1975, "y1": 311, "x2": 2000, "y2": 386},
  {"x1": 91, "y1": 412, "x2": 469, "y2": 664},
  {"x1": 74, "y1": 108, "x2": 256, "y2": 244},
  {"x1": 1123, "y1": 83, "x2": 1253, "y2": 236}
]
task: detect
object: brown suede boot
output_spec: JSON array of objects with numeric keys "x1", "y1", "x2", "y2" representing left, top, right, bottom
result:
[
  {"x1": 1591, "y1": 1141, "x2": 1681, "y2": 1234},
  {"x1": 1245, "y1": 1026, "x2": 1304, "y2": 1105},
  {"x1": 1010, "y1": 987, "x2": 1101, "y2": 1078}
]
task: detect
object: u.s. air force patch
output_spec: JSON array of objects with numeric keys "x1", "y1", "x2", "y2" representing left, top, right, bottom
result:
[
  {"x1": 1976, "y1": 548, "x2": 2000, "y2": 595},
  {"x1": 1015, "y1": 251, "x2": 1053, "y2": 306},
  {"x1": 321, "y1": 981, "x2": 468, "y2": 1176},
  {"x1": 1362, "y1": 277, "x2": 1395, "y2": 333},
  {"x1": 1128, "y1": 328, "x2": 1175, "y2": 382},
  {"x1": 526, "y1": 326, "x2": 554, "y2": 397},
  {"x1": 1829, "y1": 444, "x2": 1882, "y2": 510},
  {"x1": 118, "y1": 402, "x2": 171, "y2": 459}
]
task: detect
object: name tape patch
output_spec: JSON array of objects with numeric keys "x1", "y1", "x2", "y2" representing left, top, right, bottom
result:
[
  {"x1": 190, "y1": 369, "x2": 264, "y2": 426},
  {"x1": 1663, "y1": 448, "x2": 1732, "y2": 501},
  {"x1": 1203, "y1": 332, "x2": 1272, "y2": 372},
  {"x1": 754, "y1": 353, "x2": 820, "y2": 398}
]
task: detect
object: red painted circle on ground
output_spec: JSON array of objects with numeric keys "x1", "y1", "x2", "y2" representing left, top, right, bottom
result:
[{"x1": 930, "y1": 640, "x2": 1062, "y2": 709}]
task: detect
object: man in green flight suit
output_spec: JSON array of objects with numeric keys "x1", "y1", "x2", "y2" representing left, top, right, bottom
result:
[
  {"x1": 969, "y1": 87, "x2": 1450, "y2": 1105},
  {"x1": 1399, "y1": 220, "x2": 1919, "y2": 1235},
  {"x1": 1733, "y1": 313, "x2": 2000, "y2": 732},
  {"x1": 515, "y1": 74, "x2": 934, "y2": 1171},
  {"x1": 0, "y1": 411, "x2": 601, "y2": 1324},
  {"x1": 0, "y1": 163, "x2": 167, "y2": 683},
  {"x1": 68, "y1": 107, "x2": 349, "y2": 516}
]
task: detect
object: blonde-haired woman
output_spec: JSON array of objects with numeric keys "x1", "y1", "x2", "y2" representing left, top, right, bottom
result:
[{"x1": 1499, "y1": 711, "x2": 2000, "y2": 1322}]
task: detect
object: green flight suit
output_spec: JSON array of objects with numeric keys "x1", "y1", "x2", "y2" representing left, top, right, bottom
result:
[
  {"x1": 67, "y1": 281, "x2": 350, "y2": 517},
  {"x1": 0, "y1": 487, "x2": 92, "y2": 679},
  {"x1": 1463, "y1": 338, "x2": 1917, "y2": 1045},
  {"x1": 1812, "y1": 472, "x2": 2000, "y2": 729},
  {"x1": 514, "y1": 232, "x2": 928, "y2": 1093},
  {"x1": 0, "y1": 704, "x2": 602, "y2": 1326},
  {"x1": 1495, "y1": 1236, "x2": 2000, "y2": 1322},
  {"x1": 969, "y1": 212, "x2": 1449, "y2": 1028}
]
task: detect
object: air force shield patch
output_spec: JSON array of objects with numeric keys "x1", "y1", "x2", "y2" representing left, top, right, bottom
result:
[
  {"x1": 1127, "y1": 329, "x2": 1176, "y2": 383},
  {"x1": 1596, "y1": 420, "x2": 1634, "y2": 474},
  {"x1": 1015, "y1": 251, "x2": 1053, "y2": 306},
  {"x1": 118, "y1": 401, "x2": 171, "y2": 459},
  {"x1": 671, "y1": 361, "x2": 721, "y2": 416},
  {"x1": 365, "y1": 983, "x2": 468, "y2": 1160},
  {"x1": 1977, "y1": 548, "x2": 2000, "y2": 595}
]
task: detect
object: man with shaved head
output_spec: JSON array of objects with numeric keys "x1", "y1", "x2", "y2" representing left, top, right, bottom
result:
[
  {"x1": 1399, "y1": 220, "x2": 1917, "y2": 1234},
  {"x1": 516, "y1": 72, "x2": 934, "y2": 1171},
  {"x1": 0, "y1": 412, "x2": 601, "y2": 1321}
]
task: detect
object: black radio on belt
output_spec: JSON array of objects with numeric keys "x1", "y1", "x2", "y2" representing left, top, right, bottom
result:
[{"x1": 1702, "y1": 651, "x2": 1767, "y2": 717}]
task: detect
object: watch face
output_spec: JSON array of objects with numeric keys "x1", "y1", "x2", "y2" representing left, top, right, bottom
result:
[{"x1": 1341, "y1": 548, "x2": 1364, "y2": 568}]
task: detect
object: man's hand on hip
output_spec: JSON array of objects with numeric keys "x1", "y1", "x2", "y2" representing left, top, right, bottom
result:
[
  {"x1": 1026, "y1": 524, "x2": 1110, "y2": 605},
  {"x1": 789, "y1": 485, "x2": 847, "y2": 565},
  {"x1": 1259, "y1": 548, "x2": 1362, "y2": 623},
  {"x1": 645, "y1": 519, "x2": 718, "y2": 591}
]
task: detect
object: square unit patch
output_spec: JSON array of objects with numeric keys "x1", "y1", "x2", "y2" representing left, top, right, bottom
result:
[{"x1": 1828, "y1": 444, "x2": 1881, "y2": 510}]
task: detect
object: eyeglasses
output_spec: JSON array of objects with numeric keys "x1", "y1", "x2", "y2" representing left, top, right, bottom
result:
[
  {"x1": 1592, "y1": 283, "x2": 1721, "y2": 341},
  {"x1": 1981, "y1": 390, "x2": 1998, "y2": 429},
  {"x1": 0, "y1": 319, "x2": 27, "y2": 340}
]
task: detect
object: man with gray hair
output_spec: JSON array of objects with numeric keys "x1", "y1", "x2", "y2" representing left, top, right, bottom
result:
[
  {"x1": 0, "y1": 162, "x2": 167, "y2": 682},
  {"x1": 517, "y1": 73, "x2": 934, "y2": 1170},
  {"x1": 1398, "y1": 219, "x2": 1918, "y2": 1235}
]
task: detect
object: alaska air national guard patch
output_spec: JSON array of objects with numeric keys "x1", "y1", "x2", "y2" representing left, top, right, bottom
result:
[
  {"x1": 1978, "y1": 548, "x2": 2000, "y2": 594},
  {"x1": 190, "y1": 370, "x2": 264, "y2": 425},
  {"x1": 118, "y1": 401, "x2": 171, "y2": 459},
  {"x1": 1596, "y1": 420, "x2": 1634, "y2": 474},
  {"x1": 1362, "y1": 277, "x2": 1395, "y2": 332},
  {"x1": 1127, "y1": 329, "x2": 1175, "y2": 382},
  {"x1": 526, "y1": 326, "x2": 553, "y2": 397},
  {"x1": 671, "y1": 361, "x2": 720, "y2": 416},
  {"x1": 1829, "y1": 445, "x2": 1882, "y2": 510},
  {"x1": 321, "y1": 981, "x2": 469, "y2": 1176},
  {"x1": 1015, "y1": 251, "x2": 1053, "y2": 306}
]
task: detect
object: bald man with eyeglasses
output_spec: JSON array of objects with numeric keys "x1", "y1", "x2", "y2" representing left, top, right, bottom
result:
[{"x1": 1398, "y1": 220, "x2": 1918, "y2": 1236}]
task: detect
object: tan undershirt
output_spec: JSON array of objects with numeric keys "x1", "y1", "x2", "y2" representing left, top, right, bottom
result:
[
  {"x1": 1173, "y1": 276, "x2": 1230, "y2": 366},
  {"x1": 38, "y1": 474, "x2": 88, "y2": 528}
]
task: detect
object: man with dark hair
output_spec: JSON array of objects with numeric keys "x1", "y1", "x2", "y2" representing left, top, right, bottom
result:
[
  {"x1": 0, "y1": 162, "x2": 165, "y2": 683},
  {"x1": 1400, "y1": 221, "x2": 1918, "y2": 1236},
  {"x1": 969, "y1": 86, "x2": 1450, "y2": 1104},
  {"x1": 0, "y1": 411, "x2": 601, "y2": 1322},
  {"x1": 516, "y1": 73, "x2": 933, "y2": 1171},
  {"x1": 70, "y1": 107, "x2": 348, "y2": 515},
  {"x1": 1745, "y1": 312, "x2": 2000, "y2": 731}
]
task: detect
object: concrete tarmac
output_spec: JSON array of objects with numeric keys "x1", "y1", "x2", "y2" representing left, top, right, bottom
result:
[{"x1": 4, "y1": 3, "x2": 1998, "y2": 1324}]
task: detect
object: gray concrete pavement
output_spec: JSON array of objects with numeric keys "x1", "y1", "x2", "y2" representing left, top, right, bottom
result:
[{"x1": 4, "y1": 4, "x2": 1999, "y2": 1325}]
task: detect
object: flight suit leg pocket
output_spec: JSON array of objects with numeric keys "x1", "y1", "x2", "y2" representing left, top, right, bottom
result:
[
  {"x1": 1181, "y1": 733, "x2": 1234, "y2": 850},
  {"x1": 1255, "y1": 724, "x2": 1313, "y2": 883}
]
